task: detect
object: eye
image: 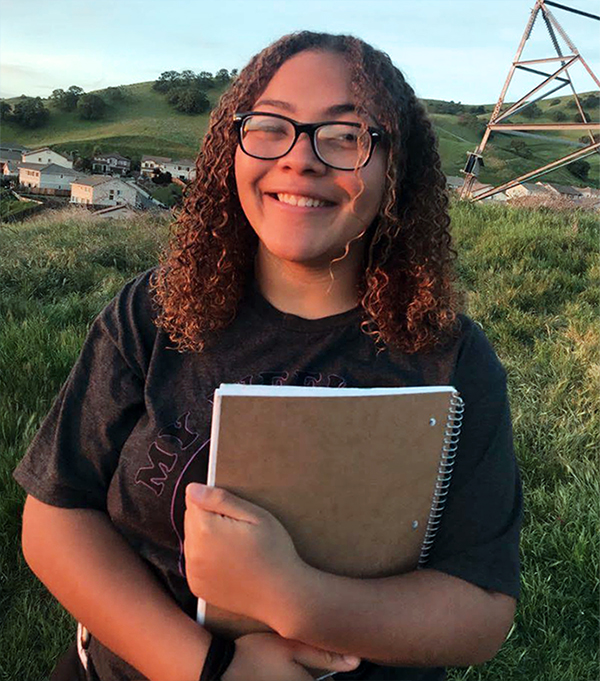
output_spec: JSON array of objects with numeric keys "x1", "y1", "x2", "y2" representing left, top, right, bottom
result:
[
  {"x1": 244, "y1": 117, "x2": 290, "y2": 137},
  {"x1": 318, "y1": 125, "x2": 362, "y2": 148}
]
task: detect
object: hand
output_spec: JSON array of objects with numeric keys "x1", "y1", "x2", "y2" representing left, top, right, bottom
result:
[
  {"x1": 221, "y1": 632, "x2": 361, "y2": 681},
  {"x1": 184, "y1": 483, "x2": 307, "y2": 629}
]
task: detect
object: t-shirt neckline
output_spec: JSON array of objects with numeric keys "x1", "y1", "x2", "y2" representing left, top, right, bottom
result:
[{"x1": 246, "y1": 285, "x2": 363, "y2": 333}]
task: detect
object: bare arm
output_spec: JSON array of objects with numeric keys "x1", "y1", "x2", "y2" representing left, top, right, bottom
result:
[
  {"x1": 185, "y1": 484, "x2": 516, "y2": 669},
  {"x1": 21, "y1": 495, "x2": 360, "y2": 681},
  {"x1": 274, "y1": 566, "x2": 516, "y2": 667},
  {"x1": 21, "y1": 495, "x2": 210, "y2": 681}
]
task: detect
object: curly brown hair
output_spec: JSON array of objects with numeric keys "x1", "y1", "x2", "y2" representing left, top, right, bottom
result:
[{"x1": 151, "y1": 31, "x2": 459, "y2": 354}]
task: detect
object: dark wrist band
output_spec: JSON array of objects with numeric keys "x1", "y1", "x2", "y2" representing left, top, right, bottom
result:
[{"x1": 199, "y1": 634, "x2": 236, "y2": 681}]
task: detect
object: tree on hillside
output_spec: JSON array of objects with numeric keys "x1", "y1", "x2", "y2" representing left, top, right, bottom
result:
[
  {"x1": 550, "y1": 109, "x2": 567, "y2": 122},
  {"x1": 153, "y1": 71, "x2": 181, "y2": 93},
  {"x1": 197, "y1": 71, "x2": 214, "y2": 89},
  {"x1": 230, "y1": 69, "x2": 238, "y2": 80},
  {"x1": 457, "y1": 112, "x2": 484, "y2": 133},
  {"x1": 520, "y1": 103, "x2": 542, "y2": 119},
  {"x1": 51, "y1": 85, "x2": 84, "y2": 112},
  {"x1": 582, "y1": 93, "x2": 599, "y2": 109},
  {"x1": 0, "y1": 101, "x2": 12, "y2": 122},
  {"x1": 167, "y1": 86, "x2": 210, "y2": 114},
  {"x1": 12, "y1": 97, "x2": 50, "y2": 128},
  {"x1": 77, "y1": 93, "x2": 107, "y2": 120},
  {"x1": 104, "y1": 86, "x2": 126, "y2": 102},
  {"x1": 214, "y1": 69, "x2": 230, "y2": 85},
  {"x1": 568, "y1": 159, "x2": 590, "y2": 181},
  {"x1": 509, "y1": 139, "x2": 533, "y2": 159}
]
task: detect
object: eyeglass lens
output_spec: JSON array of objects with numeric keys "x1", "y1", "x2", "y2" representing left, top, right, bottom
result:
[{"x1": 240, "y1": 115, "x2": 371, "y2": 169}]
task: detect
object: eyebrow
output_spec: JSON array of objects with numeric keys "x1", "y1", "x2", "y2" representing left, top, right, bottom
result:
[{"x1": 253, "y1": 99, "x2": 357, "y2": 117}]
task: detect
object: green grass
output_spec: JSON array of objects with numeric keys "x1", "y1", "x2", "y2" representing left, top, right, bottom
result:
[
  {"x1": 0, "y1": 190, "x2": 41, "y2": 222},
  {"x1": 1, "y1": 82, "x2": 224, "y2": 160},
  {"x1": 1, "y1": 203, "x2": 598, "y2": 680}
]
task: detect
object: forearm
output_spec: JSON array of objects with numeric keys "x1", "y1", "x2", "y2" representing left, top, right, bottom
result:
[
  {"x1": 22, "y1": 496, "x2": 210, "y2": 681},
  {"x1": 274, "y1": 567, "x2": 515, "y2": 667}
]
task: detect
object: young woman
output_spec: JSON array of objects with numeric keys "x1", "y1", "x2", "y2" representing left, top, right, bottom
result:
[{"x1": 15, "y1": 31, "x2": 522, "y2": 681}]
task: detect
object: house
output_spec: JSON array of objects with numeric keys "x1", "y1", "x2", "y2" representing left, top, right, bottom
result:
[
  {"x1": 0, "y1": 148, "x2": 25, "y2": 177},
  {"x1": 92, "y1": 152, "x2": 131, "y2": 176},
  {"x1": 445, "y1": 176, "x2": 464, "y2": 192},
  {"x1": 0, "y1": 143, "x2": 29, "y2": 154},
  {"x1": 2, "y1": 160, "x2": 19, "y2": 178},
  {"x1": 22, "y1": 147, "x2": 73, "y2": 169},
  {"x1": 536, "y1": 182, "x2": 583, "y2": 199},
  {"x1": 574, "y1": 186, "x2": 600, "y2": 199},
  {"x1": 18, "y1": 163, "x2": 81, "y2": 191},
  {"x1": 446, "y1": 176, "x2": 507, "y2": 201},
  {"x1": 505, "y1": 182, "x2": 552, "y2": 199},
  {"x1": 164, "y1": 158, "x2": 196, "y2": 181},
  {"x1": 140, "y1": 155, "x2": 172, "y2": 177},
  {"x1": 71, "y1": 175, "x2": 142, "y2": 207}
]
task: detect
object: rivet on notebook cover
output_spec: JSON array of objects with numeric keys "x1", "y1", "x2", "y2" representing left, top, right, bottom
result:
[
  {"x1": 429, "y1": 418, "x2": 436, "y2": 426},
  {"x1": 412, "y1": 520, "x2": 419, "y2": 530}
]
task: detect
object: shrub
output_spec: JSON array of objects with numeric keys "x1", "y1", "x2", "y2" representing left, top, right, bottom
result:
[
  {"x1": 77, "y1": 94, "x2": 106, "y2": 120},
  {"x1": 568, "y1": 159, "x2": 590, "y2": 181},
  {"x1": 167, "y1": 86, "x2": 210, "y2": 115},
  {"x1": 550, "y1": 109, "x2": 567, "y2": 122},
  {"x1": 12, "y1": 97, "x2": 49, "y2": 128}
]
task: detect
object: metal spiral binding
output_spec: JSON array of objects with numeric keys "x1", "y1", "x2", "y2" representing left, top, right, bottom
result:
[{"x1": 417, "y1": 391, "x2": 465, "y2": 567}]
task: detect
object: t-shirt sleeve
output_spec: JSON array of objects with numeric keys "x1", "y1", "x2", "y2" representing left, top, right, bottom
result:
[
  {"x1": 13, "y1": 270, "x2": 157, "y2": 512},
  {"x1": 424, "y1": 318, "x2": 522, "y2": 599}
]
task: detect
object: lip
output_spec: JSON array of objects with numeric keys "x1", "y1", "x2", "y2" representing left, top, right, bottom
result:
[{"x1": 263, "y1": 193, "x2": 337, "y2": 212}]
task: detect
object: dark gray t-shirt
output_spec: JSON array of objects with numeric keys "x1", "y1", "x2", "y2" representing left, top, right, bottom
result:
[{"x1": 14, "y1": 268, "x2": 522, "y2": 681}]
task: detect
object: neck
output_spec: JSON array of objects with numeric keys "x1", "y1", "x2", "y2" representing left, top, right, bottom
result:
[{"x1": 255, "y1": 246, "x2": 363, "y2": 319}]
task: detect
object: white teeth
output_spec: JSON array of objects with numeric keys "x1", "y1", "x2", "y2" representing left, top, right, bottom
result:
[{"x1": 276, "y1": 193, "x2": 328, "y2": 208}]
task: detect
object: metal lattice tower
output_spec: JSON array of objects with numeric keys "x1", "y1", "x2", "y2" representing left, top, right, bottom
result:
[{"x1": 460, "y1": 0, "x2": 600, "y2": 201}]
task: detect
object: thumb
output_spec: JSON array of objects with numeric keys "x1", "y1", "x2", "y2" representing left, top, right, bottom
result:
[
  {"x1": 185, "y1": 483, "x2": 259, "y2": 524},
  {"x1": 290, "y1": 641, "x2": 361, "y2": 674}
]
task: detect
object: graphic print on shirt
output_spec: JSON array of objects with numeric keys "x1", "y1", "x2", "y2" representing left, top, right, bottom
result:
[{"x1": 136, "y1": 370, "x2": 348, "y2": 577}]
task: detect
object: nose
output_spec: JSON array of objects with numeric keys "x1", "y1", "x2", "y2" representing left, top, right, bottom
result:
[{"x1": 278, "y1": 131, "x2": 326, "y2": 174}]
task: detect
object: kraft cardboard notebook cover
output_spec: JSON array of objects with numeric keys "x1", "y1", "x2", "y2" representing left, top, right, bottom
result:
[{"x1": 196, "y1": 384, "x2": 463, "y2": 638}]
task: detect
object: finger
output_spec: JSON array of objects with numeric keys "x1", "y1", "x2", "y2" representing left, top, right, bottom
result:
[
  {"x1": 288, "y1": 641, "x2": 361, "y2": 673},
  {"x1": 185, "y1": 483, "x2": 261, "y2": 524}
]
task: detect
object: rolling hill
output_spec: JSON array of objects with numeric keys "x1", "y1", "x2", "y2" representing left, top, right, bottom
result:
[{"x1": 2, "y1": 82, "x2": 598, "y2": 188}]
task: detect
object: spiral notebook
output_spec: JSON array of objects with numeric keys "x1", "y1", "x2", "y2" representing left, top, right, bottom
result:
[{"x1": 196, "y1": 384, "x2": 464, "y2": 638}]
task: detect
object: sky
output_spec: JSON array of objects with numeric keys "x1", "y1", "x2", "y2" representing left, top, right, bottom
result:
[{"x1": 1, "y1": 0, "x2": 599, "y2": 104}]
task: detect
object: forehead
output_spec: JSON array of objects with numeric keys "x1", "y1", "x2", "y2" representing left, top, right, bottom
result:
[{"x1": 255, "y1": 50, "x2": 357, "y2": 118}]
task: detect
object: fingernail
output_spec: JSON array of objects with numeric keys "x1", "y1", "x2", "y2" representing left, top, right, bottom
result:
[
  {"x1": 187, "y1": 483, "x2": 207, "y2": 501},
  {"x1": 342, "y1": 655, "x2": 360, "y2": 667}
]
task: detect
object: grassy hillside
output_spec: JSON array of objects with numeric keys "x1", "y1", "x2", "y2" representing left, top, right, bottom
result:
[
  {"x1": 2, "y1": 84, "x2": 599, "y2": 187},
  {"x1": 1, "y1": 203, "x2": 598, "y2": 680},
  {"x1": 1, "y1": 82, "x2": 223, "y2": 161},
  {"x1": 428, "y1": 93, "x2": 600, "y2": 188}
]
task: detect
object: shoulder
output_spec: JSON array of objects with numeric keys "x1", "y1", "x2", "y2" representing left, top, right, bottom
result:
[
  {"x1": 94, "y1": 267, "x2": 161, "y2": 378},
  {"x1": 450, "y1": 314, "x2": 508, "y2": 408}
]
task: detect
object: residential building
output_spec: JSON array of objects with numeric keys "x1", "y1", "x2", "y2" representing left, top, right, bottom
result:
[
  {"x1": 505, "y1": 182, "x2": 552, "y2": 199},
  {"x1": 71, "y1": 176, "x2": 141, "y2": 207},
  {"x1": 164, "y1": 158, "x2": 196, "y2": 181},
  {"x1": 19, "y1": 163, "x2": 81, "y2": 191},
  {"x1": 92, "y1": 152, "x2": 131, "y2": 176},
  {"x1": 140, "y1": 154, "x2": 171, "y2": 177},
  {"x1": 1, "y1": 148, "x2": 25, "y2": 178},
  {"x1": 537, "y1": 182, "x2": 583, "y2": 199},
  {"x1": 22, "y1": 147, "x2": 73, "y2": 169}
]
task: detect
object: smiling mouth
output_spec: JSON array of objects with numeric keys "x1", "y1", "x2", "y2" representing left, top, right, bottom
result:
[{"x1": 266, "y1": 193, "x2": 336, "y2": 208}]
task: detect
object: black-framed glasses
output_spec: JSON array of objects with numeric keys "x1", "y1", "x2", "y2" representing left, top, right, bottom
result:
[{"x1": 233, "y1": 111, "x2": 385, "y2": 171}]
